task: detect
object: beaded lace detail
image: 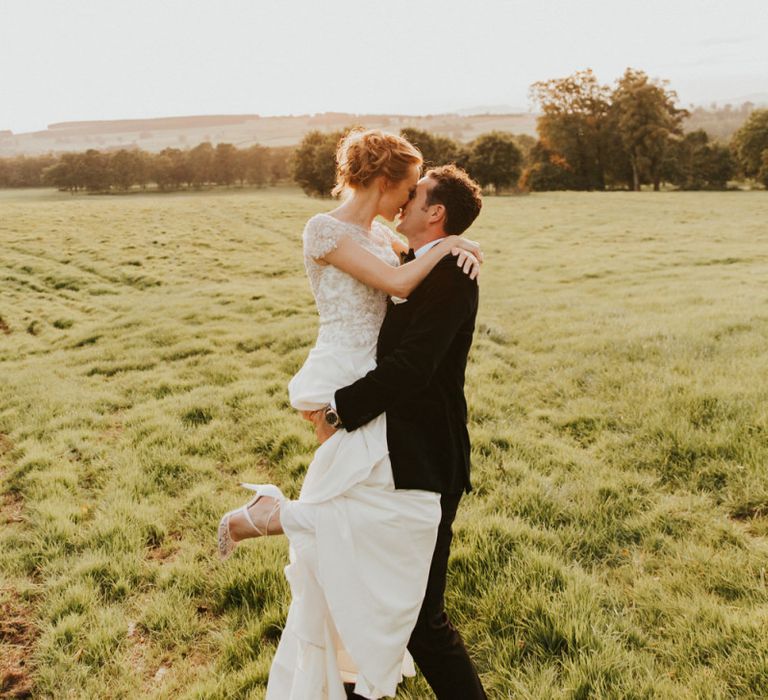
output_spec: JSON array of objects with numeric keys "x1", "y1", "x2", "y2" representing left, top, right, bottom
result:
[{"x1": 302, "y1": 213, "x2": 400, "y2": 349}]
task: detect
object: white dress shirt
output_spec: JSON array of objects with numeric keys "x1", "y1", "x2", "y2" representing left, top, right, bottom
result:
[{"x1": 413, "y1": 237, "x2": 447, "y2": 258}]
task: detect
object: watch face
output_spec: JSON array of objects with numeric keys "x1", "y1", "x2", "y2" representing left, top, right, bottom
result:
[{"x1": 326, "y1": 410, "x2": 339, "y2": 427}]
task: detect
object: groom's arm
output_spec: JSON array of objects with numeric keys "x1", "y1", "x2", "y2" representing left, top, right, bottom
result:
[{"x1": 334, "y1": 258, "x2": 478, "y2": 432}]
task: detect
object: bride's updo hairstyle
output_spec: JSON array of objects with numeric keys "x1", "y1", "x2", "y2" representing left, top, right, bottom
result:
[{"x1": 332, "y1": 129, "x2": 422, "y2": 197}]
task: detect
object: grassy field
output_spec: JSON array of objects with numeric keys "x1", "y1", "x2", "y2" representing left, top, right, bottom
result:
[{"x1": 1, "y1": 186, "x2": 768, "y2": 699}]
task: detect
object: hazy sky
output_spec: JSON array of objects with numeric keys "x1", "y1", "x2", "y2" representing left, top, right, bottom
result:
[{"x1": 2, "y1": 0, "x2": 766, "y2": 133}]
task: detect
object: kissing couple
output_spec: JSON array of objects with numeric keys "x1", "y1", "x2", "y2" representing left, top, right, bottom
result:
[{"x1": 218, "y1": 128, "x2": 488, "y2": 699}]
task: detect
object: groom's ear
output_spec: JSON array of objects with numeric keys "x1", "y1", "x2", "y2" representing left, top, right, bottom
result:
[{"x1": 429, "y1": 203, "x2": 446, "y2": 224}]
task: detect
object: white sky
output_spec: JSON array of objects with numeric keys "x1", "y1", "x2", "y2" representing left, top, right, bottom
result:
[{"x1": 1, "y1": 0, "x2": 766, "y2": 133}]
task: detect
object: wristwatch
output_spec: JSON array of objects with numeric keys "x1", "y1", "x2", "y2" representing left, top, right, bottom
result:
[{"x1": 324, "y1": 404, "x2": 344, "y2": 430}]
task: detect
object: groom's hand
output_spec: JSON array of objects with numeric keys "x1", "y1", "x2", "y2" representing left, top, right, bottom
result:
[{"x1": 300, "y1": 409, "x2": 337, "y2": 445}]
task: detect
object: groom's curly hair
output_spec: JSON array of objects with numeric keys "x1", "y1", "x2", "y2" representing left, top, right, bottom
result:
[{"x1": 424, "y1": 165, "x2": 482, "y2": 235}]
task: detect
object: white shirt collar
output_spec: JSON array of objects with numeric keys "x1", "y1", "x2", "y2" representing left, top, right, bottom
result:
[{"x1": 413, "y1": 237, "x2": 447, "y2": 259}]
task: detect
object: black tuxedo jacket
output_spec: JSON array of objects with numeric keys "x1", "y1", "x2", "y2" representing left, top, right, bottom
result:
[{"x1": 334, "y1": 254, "x2": 478, "y2": 494}]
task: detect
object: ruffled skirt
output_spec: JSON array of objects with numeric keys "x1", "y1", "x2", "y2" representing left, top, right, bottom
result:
[{"x1": 265, "y1": 342, "x2": 441, "y2": 699}]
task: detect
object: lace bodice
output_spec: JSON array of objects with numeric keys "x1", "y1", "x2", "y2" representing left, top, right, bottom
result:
[{"x1": 302, "y1": 213, "x2": 400, "y2": 349}]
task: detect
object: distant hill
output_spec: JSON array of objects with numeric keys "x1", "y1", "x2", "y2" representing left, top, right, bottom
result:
[
  {"x1": 0, "y1": 112, "x2": 539, "y2": 157},
  {"x1": 684, "y1": 101, "x2": 766, "y2": 141},
  {"x1": 2, "y1": 100, "x2": 762, "y2": 157}
]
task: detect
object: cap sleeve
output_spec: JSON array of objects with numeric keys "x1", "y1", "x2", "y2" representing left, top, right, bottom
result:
[{"x1": 303, "y1": 215, "x2": 346, "y2": 260}]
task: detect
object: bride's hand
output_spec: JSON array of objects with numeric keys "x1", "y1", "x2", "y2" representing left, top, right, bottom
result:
[
  {"x1": 447, "y1": 235, "x2": 483, "y2": 264},
  {"x1": 300, "y1": 408, "x2": 337, "y2": 444},
  {"x1": 451, "y1": 248, "x2": 481, "y2": 280}
]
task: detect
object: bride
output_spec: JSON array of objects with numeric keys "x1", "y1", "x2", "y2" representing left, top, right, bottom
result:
[{"x1": 217, "y1": 128, "x2": 481, "y2": 699}]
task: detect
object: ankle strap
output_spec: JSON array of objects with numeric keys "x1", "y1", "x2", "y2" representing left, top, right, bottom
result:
[
  {"x1": 265, "y1": 502, "x2": 281, "y2": 535},
  {"x1": 242, "y1": 498, "x2": 264, "y2": 535}
]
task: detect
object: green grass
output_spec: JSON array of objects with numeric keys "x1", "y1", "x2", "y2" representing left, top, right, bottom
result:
[{"x1": 2, "y1": 186, "x2": 768, "y2": 699}]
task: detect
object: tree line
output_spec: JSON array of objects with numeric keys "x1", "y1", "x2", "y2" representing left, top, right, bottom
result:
[
  {"x1": 0, "y1": 143, "x2": 292, "y2": 192},
  {"x1": 2, "y1": 67, "x2": 767, "y2": 194},
  {"x1": 525, "y1": 67, "x2": 743, "y2": 192},
  {"x1": 294, "y1": 70, "x2": 767, "y2": 195},
  {"x1": 525, "y1": 69, "x2": 766, "y2": 191},
  {"x1": 293, "y1": 127, "x2": 531, "y2": 197}
]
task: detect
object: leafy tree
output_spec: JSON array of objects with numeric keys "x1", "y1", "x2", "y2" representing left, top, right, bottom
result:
[
  {"x1": 465, "y1": 131, "x2": 523, "y2": 193},
  {"x1": 169, "y1": 148, "x2": 192, "y2": 188},
  {"x1": 242, "y1": 144, "x2": 269, "y2": 186},
  {"x1": 81, "y1": 149, "x2": 110, "y2": 191},
  {"x1": 731, "y1": 109, "x2": 768, "y2": 179},
  {"x1": 611, "y1": 68, "x2": 688, "y2": 191},
  {"x1": 520, "y1": 142, "x2": 581, "y2": 191},
  {"x1": 662, "y1": 130, "x2": 734, "y2": 190},
  {"x1": 43, "y1": 153, "x2": 83, "y2": 192},
  {"x1": 399, "y1": 127, "x2": 461, "y2": 168},
  {"x1": 109, "y1": 149, "x2": 144, "y2": 190},
  {"x1": 530, "y1": 69, "x2": 616, "y2": 190},
  {"x1": 697, "y1": 142, "x2": 736, "y2": 190},
  {"x1": 686, "y1": 131, "x2": 733, "y2": 190},
  {"x1": 513, "y1": 134, "x2": 537, "y2": 162},
  {"x1": 268, "y1": 146, "x2": 293, "y2": 185},
  {"x1": 151, "y1": 148, "x2": 190, "y2": 190},
  {"x1": 213, "y1": 143, "x2": 238, "y2": 185},
  {"x1": 151, "y1": 150, "x2": 175, "y2": 190},
  {"x1": 189, "y1": 142, "x2": 215, "y2": 187},
  {"x1": 1, "y1": 154, "x2": 57, "y2": 187},
  {"x1": 232, "y1": 148, "x2": 248, "y2": 186},
  {"x1": 293, "y1": 130, "x2": 342, "y2": 197},
  {"x1": 759, "y1": 151, "x2": 768, "y2": 188},
  {"x1": 135, "y1": 151, "x2": 153, "y2": 190}
]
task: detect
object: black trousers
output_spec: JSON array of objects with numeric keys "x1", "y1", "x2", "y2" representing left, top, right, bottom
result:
[{"x1": 346, "y1": 492, "x2": 486, "y2": 700}]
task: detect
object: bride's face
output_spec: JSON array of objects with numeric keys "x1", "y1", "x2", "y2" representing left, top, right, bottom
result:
[
  {"x1": 395, "y1": 176, "x2": 434, "y2": 236},
  {"x1": 377, "y1": 163, "x2": 421, "y2": 221}
]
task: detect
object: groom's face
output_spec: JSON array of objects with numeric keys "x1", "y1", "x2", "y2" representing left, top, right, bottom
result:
[{"x1": 395, "y1": 176, "x2": 435, "y2": 237}]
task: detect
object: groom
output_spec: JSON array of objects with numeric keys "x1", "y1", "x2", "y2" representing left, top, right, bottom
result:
[{"x1": 309, "y1": 164, "x2": 487, "y2": 700}]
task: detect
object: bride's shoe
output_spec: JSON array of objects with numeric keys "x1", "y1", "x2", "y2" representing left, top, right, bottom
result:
[{"x1": 218, "y1": 483, "x2": 285, "y2": 560}]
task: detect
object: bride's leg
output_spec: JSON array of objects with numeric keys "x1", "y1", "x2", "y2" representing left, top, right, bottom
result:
[
  {"x1": 228, "y1": 495, "x2": 321, "y2": 541},
  {"x1": 228, "y1": 495, "x2": 284, "y2": 541},
  {"x1": 219, "y1": 490, "x2": 285, "y2": 559},
  {"x1": 219, "y1": 493, "x2": 320, "y2": 560}
]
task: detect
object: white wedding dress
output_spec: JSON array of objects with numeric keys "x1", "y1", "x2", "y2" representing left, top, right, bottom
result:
[{"x1": 265, "y1": 214, "x2": 441, "y2": 699}]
